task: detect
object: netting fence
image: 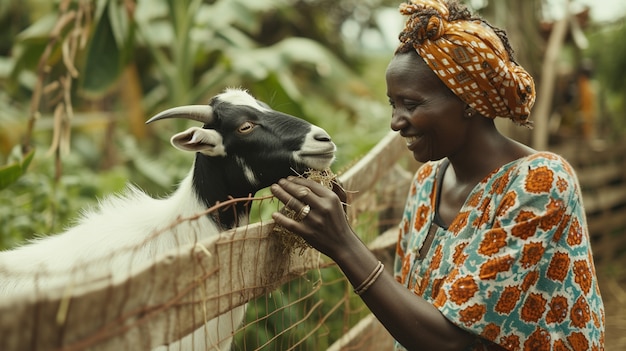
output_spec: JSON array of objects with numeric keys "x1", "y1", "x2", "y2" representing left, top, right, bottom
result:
[{"x1": 0, "y1": 132, "x2": 410, "y2": 351}]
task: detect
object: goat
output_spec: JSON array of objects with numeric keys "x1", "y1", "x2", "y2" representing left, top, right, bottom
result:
[{"x1": 0, "y1": 88, "x2": 336, "y2": 350}]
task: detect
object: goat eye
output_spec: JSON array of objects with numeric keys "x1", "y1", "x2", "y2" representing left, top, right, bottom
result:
[{"x1": 237, "y1": 121, "x2": 255, "y2": 134}]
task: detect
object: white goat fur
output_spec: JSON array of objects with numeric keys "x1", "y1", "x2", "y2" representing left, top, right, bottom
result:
[
  {"x1": 1, "y1": 175, "x2": 240, "y2": 350},
  {"x1": 0, "y1": 89, "x2": 336, "y2": 350}
]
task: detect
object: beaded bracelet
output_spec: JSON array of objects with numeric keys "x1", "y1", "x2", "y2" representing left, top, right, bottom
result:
[{"x1": 353, "y1": 261, "x2": 384, "y2": 295}]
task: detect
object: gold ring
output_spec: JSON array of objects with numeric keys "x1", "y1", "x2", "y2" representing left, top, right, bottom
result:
[{"x1": 295, "y1": 205, "x2": 311, "y2": 221}]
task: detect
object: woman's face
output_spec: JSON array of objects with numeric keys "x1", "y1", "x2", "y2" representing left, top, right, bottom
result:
[{"x1": 386, "y1": 51, "x2": 469, "y2": 163}]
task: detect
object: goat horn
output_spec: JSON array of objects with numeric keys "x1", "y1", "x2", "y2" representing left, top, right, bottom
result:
[{"x1": 145, "y1": 105, "x2": 214, "y2": 125}]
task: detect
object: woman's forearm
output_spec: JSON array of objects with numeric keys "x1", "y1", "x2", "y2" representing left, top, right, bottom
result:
[{"x1": 331, "y1": 235, "x2": 475, "y2": 351}]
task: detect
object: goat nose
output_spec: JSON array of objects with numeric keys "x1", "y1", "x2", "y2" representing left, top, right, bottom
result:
[{"x1": 314, "y1": 131, "x2": 332, "y2": 142}]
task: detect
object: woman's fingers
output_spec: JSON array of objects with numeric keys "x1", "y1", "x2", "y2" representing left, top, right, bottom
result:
[
  {"x1": 285, "y1": 177, "x2": 348, "y2": 211},
  {"x1": 284, "y1": 177, "x2": 333, "y2": 197},
  {"x1": 271, "y1": 181, "x2": 306, "y2": 212},
  {"x1": 270, "y1": 180, "x2": 313, "y2": 235},
  {"x1": 272, "y1": 209, "x2": 301, "y2": 231},
  {"x1": 273, "y1": 178, "x2": 325, "y2": 210},
  {"x1": 272, "y1": 178, "x2": 304, "y2": 199},
  {"x1": 270, "y1": 177, "x2": 354, "y2": 259}
]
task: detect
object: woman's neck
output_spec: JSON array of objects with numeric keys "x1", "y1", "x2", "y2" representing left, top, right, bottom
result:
[{"x1": 447, "y1": 123, "x2": 534, "y2": 185}]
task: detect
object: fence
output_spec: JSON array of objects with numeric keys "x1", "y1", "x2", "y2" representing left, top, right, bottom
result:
[
  {"x1": 0, "y1": 131, "x2": 408, "y2": 350},
  {"x1": 2, "y1": 133, "x2": 624, "y2": 350}
]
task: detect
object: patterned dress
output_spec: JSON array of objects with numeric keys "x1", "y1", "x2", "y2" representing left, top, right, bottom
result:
[{"x1": 393, "y1": 152, "x2": 605, "y2": 351}]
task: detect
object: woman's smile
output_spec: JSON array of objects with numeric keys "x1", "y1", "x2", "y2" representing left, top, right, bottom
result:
[{"x1": 404, "y1": 135, "x2": 420, "y2": 149}]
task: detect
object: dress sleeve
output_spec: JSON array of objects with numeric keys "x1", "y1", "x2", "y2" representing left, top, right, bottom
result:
[{"x1": 431, "y1": 153, "x2": 605, "y2": 351}]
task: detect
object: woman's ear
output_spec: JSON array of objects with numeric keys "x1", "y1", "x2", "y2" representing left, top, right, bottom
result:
[{"x1": 464, "y1": 106, "x2": 477, "y2": 118}]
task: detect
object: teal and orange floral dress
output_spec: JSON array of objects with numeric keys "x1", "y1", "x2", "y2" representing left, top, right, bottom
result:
[{"x1": 394, "y1": 152, "x2": 605, "y2": 351}]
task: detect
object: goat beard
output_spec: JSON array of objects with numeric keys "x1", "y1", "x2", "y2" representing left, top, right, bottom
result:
[{"x1": 272, "y1": 168, "x2": 339, "y2": 255}]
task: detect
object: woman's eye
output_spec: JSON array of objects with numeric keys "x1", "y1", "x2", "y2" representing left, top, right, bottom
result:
[
  {"x1": 238, "y1": 121, "x2": 255, "y2": 134},
  {"x1": 388, "y1": 98, "x2": 421, "y2": 111},
  {"x1": 404, "y1": 100, "x2": 422, "y2": 111}
]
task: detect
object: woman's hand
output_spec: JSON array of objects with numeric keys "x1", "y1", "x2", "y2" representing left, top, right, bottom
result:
[
  {"x1": 270, "y1": 177, "x2": 356, "y2": 259},
  {"x1": 271, "y1": 177, "x2": 476, "y2": 351}
]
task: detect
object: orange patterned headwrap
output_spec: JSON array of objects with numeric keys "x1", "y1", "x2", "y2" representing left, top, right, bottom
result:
[{"x1": 397, "y1": 0, "x2": 535, "y2": 127}]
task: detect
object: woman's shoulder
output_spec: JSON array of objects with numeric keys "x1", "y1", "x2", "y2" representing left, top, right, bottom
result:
[
  {"x1": 480, "y1": 151, "x2": 580, "y2": 197},
  {"x1": 515, "y1": 151, "x2": 578, "y2": 179},
  {"x1": 500, "y1": 151, "x2": 582, "y2": 200}
]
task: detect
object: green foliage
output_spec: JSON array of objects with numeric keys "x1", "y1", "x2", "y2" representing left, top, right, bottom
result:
[
  {"x1": 8, "y1": 13, "x2": 58, "y2": 83},
  {"x1": 236, "y1": 266, "x2": 370, "y2": 350},
  {"x1": 81, "y1": 0, "x2": 135, "y2": 97},
  {"x1": 0, "y1": 0, "x2": 394, "y2": 347},
  {"x1": 588, "y1": 22, "x2": 626, "y2": 94},
  {"x1": 586, "y1": 20, "x2": 626, "y2": 138},
  {"x1": 0, "y1": 149, "x2": 34, "y2": 191},
  {"x1": 0, "y1": 130, "x2": 193, "y2": 249},
  {"x1": 0, "y1": 149, "x2": 128, "y2": 249}
]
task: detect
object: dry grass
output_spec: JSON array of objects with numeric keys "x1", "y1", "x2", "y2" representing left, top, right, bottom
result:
[{"x1": 272, "y1": 168, "x2": 338, "y2": 255}]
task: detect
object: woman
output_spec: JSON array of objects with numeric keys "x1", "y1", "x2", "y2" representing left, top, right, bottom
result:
[{"x1": 270, "y1": 1, "x2": 605, "y2": 350}]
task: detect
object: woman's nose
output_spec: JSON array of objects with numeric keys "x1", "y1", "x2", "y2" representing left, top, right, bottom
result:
[{"x1": 390, "y1": 110, "x2": 407, "y2": 132}]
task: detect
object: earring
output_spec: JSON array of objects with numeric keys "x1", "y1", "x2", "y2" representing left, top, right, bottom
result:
[{"x1": 464, "y1": 107, "x2": 476, "y2": 118}]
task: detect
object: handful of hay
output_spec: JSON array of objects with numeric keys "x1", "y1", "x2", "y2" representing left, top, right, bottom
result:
[{"x1": 272, "y1": 168, "x2": 337, "y2": 255}]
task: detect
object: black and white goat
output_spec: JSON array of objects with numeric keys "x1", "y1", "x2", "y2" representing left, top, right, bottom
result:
[{"x1": 0, "y1": 88, "x2": 336, "y2": 350}]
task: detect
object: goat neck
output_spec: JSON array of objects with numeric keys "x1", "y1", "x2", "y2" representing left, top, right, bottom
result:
[{"x1": 191, "y1": 154, "x2": 257, "y2": 230}]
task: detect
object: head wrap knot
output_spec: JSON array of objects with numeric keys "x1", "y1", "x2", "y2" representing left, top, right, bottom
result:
[
  {"x1": 400, "y1": 1, "x2": 447, "y2": 41},
  {"x1": 397, "y1": 0, "x2": 536, "y2": 127}
]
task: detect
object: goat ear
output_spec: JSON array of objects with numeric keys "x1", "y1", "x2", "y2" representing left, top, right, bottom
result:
[{"x1": 170, "y1": 127, "x2": 226, "y2": 156}]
